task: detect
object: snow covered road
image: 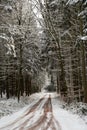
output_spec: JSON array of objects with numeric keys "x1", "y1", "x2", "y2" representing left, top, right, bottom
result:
[{"x1": 0, "y1": 93, "x2": 87, "y2": 130}]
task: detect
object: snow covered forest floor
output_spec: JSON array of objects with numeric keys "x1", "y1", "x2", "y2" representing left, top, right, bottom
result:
[
  {"x1": 63, "y1": 101, "x2": 87, "y2": 124},
  {"x1": 0, "y1": 92, "x2": 87, "y2": 130},
  {"x1": 0, "y1": 93, "x2": 41, "y2": 119}
]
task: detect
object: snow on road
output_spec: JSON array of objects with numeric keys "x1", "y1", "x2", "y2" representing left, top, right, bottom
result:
[{"x1": 0, "y1": 92, "x2": 87, "y2": 130}]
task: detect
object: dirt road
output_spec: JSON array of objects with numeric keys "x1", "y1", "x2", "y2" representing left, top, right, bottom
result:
[
  {"x1": 0, "y1": 94, "x2": 61, "y2": 130},
  {"x1": 0, "y1": 93, "x2": 87, "y2": 130}
]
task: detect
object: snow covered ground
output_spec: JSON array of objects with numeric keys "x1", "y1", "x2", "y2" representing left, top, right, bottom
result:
[
  {"x1": 52, "y1": 95, "x2": 87, "y2": 130},
  {"x1": 0, "y1": 92, "x2": 87, "y2": 130},
  {"x1": 62, "y1": 101, "x2": 87, "y2": 124},
  {"x1": 0, "y1": 93, "x2": 43, "y2": 119}
]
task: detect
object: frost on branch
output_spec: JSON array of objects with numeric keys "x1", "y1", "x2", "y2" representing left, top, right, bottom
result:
[
  {"x1": 66, "y1": 0, "x2": 82, "y2": 5},
  {"x1": 80, "y1": 36, "x2": 87, "y2": 41}
]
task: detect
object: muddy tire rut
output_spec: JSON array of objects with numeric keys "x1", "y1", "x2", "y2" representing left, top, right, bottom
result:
[
  {"x1": 0, "y1": 95, "x2": 62, "y2": 130},
  {"x1": 0, "y1": 96, "x2": 46, "y2": 130}
]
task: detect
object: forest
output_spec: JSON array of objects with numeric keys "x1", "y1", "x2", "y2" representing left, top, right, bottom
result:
[
  {"x1": 0, "y1": 0, "x2": 87, "y2": 103},
  {"x1": 0, "y1": 0, "x2": 87, "y2": 130}
]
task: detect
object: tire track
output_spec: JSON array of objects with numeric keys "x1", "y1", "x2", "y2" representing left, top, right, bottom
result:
[
  {"x1": 0, "y1": 95, "x2": 46, "y2": 130},
  {"x1": 24, "y1": 95, "x2": 61, "y2": 130},
  {"x1": 24, "y1": 96, "x2": 51, "y2": 130},
  {"x1": 42, "y1": 95, "x2": 62, "y2": 130},
  {"x1": 0, "y1": 94, "x2": 62, "y2": 130},
  {"x1": 12, "y1": 96, "x2": 48, "y2": 130},
  {"x1": 19, "y1": 96, "x2": 51, "y2": 130}
]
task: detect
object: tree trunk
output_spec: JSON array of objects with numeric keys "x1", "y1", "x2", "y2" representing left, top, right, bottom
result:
[
  {"x1": 18, "y1": 43, "x2": 23, "y2": 102},
  {"x1": 80, "y1": 17, "x2": 87, "y2": 103},
  {"x1": 81, "y1": 42, "x2": 87, "y2": 102}
]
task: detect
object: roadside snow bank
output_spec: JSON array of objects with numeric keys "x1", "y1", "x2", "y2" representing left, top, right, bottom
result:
[
  {"x1": 54, "y1": 97, "x2": 87, "y2": 124},
  {"x1": 52, "y1": 96, "x2": 87, "y2": 130},
  {"x1": 63, "y1": 102, "x2": 87, "y2": 124},
  {"x1": 0, "y1": 93, "x2": 44, "y2": 119}
]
